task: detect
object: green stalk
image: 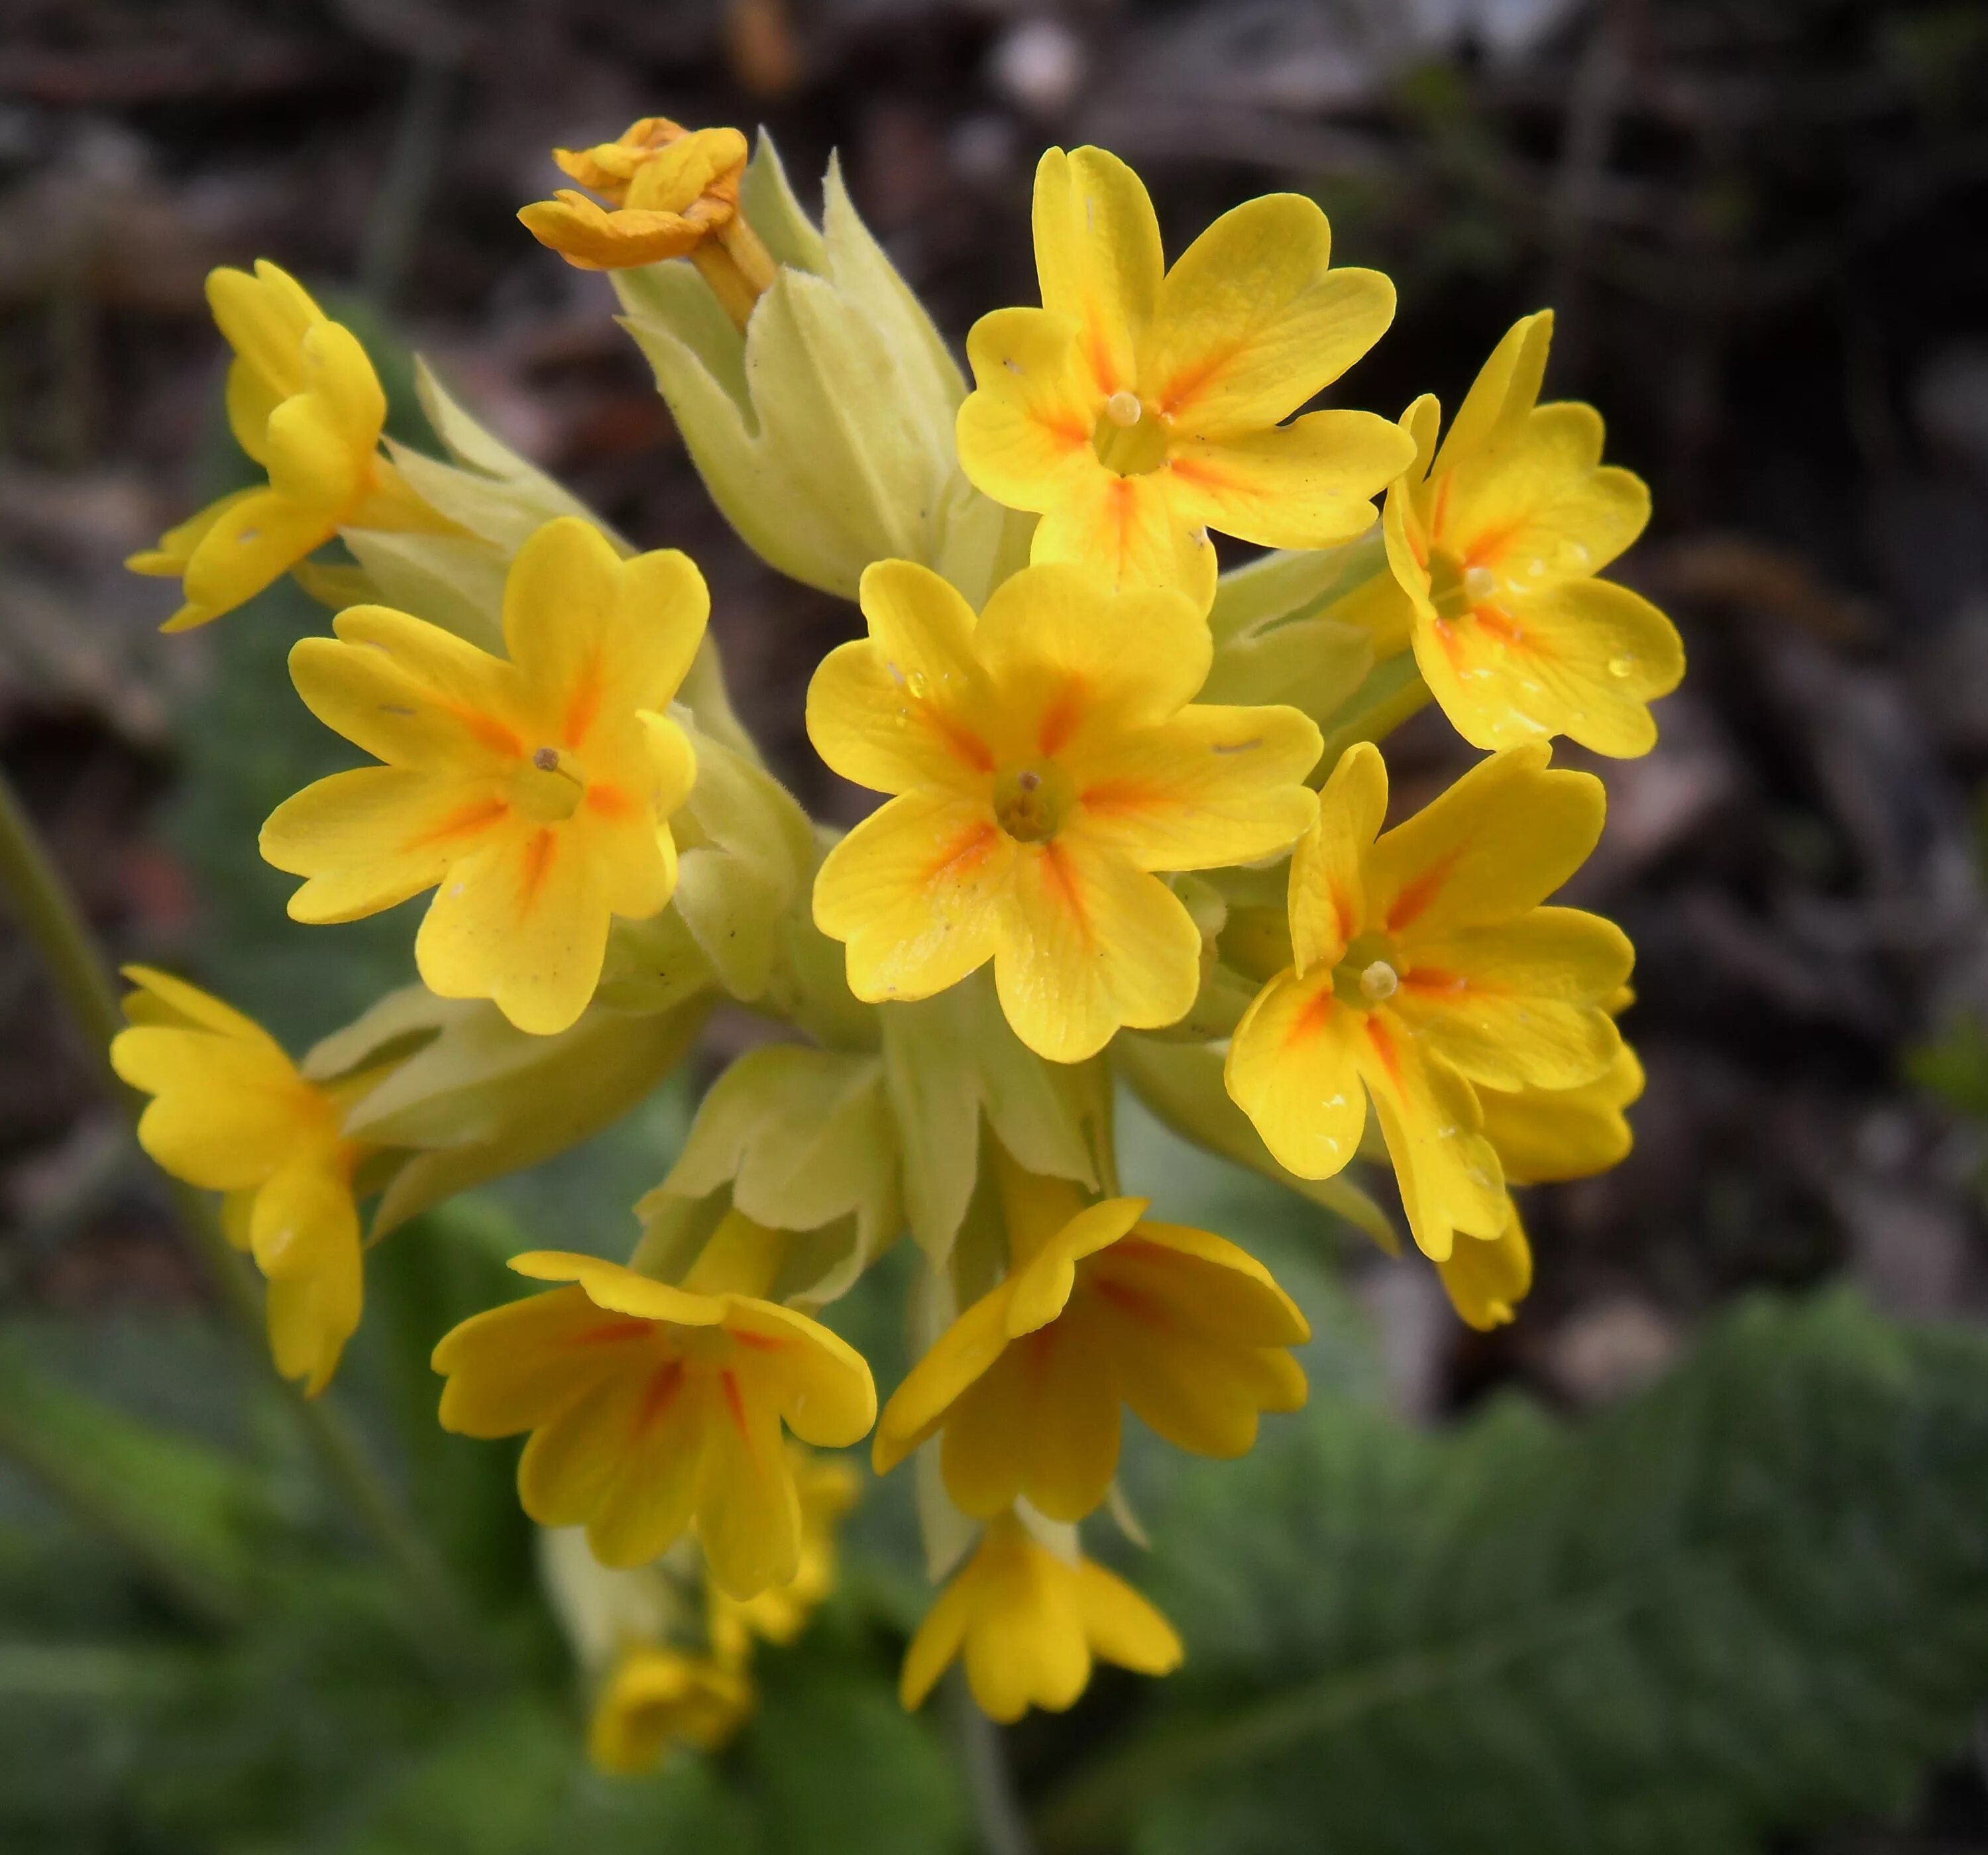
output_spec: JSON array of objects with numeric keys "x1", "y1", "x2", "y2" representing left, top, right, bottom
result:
[{"x1": 0, "y1": 765, "x2": 476, "y2": 1667}]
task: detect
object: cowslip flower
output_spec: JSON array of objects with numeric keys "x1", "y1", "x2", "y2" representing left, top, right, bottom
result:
[
  {"x1": 520, "y1": 117, "x2": 775, "y2": 325},
  {"x1": 1225, "y1": 740, "x2": 1632, "y2": 1259},
  {"x1": 901, "y1": 1511, "x2": 1182, "y2": 1722},
  {"x1": 956, "y1": 146, "x2": 1413, "y2": 610},
  {"x1": 108, "y1": 966, "x2": 376, "y2": 1395},
  {"x1": 260, "y1": 517, "x2": 704, "y2": 1037},
  {"x1": 431, "y1": 1249, "x2": 875, "y2": 1597},
  {"x1": 588, "y1": 1644, "x2": 753, "y2": 1775},
  {"x1": 872, "y1": 1155, "x2": 1307, "y2": 1520},
  {"x1": 808, "y1": 560, "x2": 1322, "y2": 1064},
  {"x1": 127, "y1": 260, "x2": 443, "y2": 632},
  {"x1": 1378, "y1": 310, "x2": 1684, "y2": 756}
]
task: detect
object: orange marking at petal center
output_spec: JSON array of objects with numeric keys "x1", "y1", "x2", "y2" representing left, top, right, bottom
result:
[
  {"x1": 462, "y1": 710, "x2": 525, "y2": 759},
  {"x1": 561, "y1": 657, "x2": 602, "y2": 748},
  {"x1": 927, "y1": 708, "x2": 995, "y2": 774},
  {"x1": 728, "y1": 1329, "x2": 789, "y2": 1353},
  {"x1": 1387, "y1": 850, "x2": 1460, "y2": 932},
  {"x1": 1365, "y1": 1013, "x2": 1406, "y2": 1086},
  {"x1": 720, "y1": 1369, "x2": 749, "y2": 1435},
  {"x1": 1079, "y1": 777, "x2": 1160, "y2": 817},
  {"x1": 1400, "y1": 966, "x2": 1470, "y2": 996},
  {"x1": 1472, "y1": 603, "x2": 1525, "y2": 645},
  {"x1": 1040, "y1": 840, "x2": 1089, "y2": 934},
  {"x1": 1038, "y1": 680, "x2": 1086, "y2": 756},
  {"x1": 518, "y1": 828, "x2": 557, "y2": 909},
  {"x1": 409, "y1": 796, "x2": 510, "y2": 850},
  {"x1": 1165, "y1": 455, "x2": 1231, "y2": 491},
  {"x1": 637, "y1": 1361, "x2": 685, "y2": 1430},
  {"x1": 928, "y1": 820, "x2": 1001, "y2": 887},
  {"x1": 1287, "y1": 985, "x2": 1335, "y2": 1047},
  {"x1": 573, "y1": 1319, "x2": 655, "y2": 1347},
  {"x1": 585, "y1": 782, "x2": 635, "y2": 820}
]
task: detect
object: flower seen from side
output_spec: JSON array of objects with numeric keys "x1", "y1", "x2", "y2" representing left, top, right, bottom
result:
[
  {"x1": 431, "y1": 1247, "x2": 875, "y2": 1598},
  {"x1": 708, "y1": 1448, "x2": 859, "y2": 1661},
  {"x1": 109, "y1": 966, "x2": 378, "y2": 1395},
  {"x1": 900, "y1": 1511, "x2": 1182, "y2": 1722},
  {"x1": 1376, "y1": 310, "x2": 1684, "y2": 756},
  {"x1": 956, "y1": 146, "x2": 1413, "y2": 611},
  {"x1": 872, "y1": 1151, "x2": 1308, "y2": 1520},
  {"x1": 1224, "y1": 740, "x2": 1632, "y2": 1260},
  {"x1": 588, "y1": 1644, "x2": 753, "y2": 1775},
  {"x1": 808, "y1": 559, "x2": 1322, "y2": 1064},
  {"x1": 127, "y1": 261, "x2": 447, "y2": 632},
  {"x1": 260, "y1": 517, "x2": 704, "y2": 1037}
]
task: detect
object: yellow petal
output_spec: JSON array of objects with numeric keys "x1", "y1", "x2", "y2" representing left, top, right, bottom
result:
[
  {"x1": 1005, "y1": 1196, "x2": 1148, "y2": 1337},
  {"x1": 1356, "y1": 1013, "x2": 1505, "y2": 1259},
  {"x1": 944, "y1": 1324, "x2": 1121, "y2": 1522},
  {"x1": 1162, "y1": 411, "x2": 1412, "y2": 552},
  {"x1": 518, "y1": 191, "x2": 709, "y2": 270},
  {"x1": 118, "y1": 965, "x2": 278, "y2": 1044},
  {"x1": 1392, "y1": 908, "x2": 1633, "y2": 1090},
  {"x1": 265, "y1": 1217, "x2": 362, "y2": 1397},
  {"x1": 111, "y1": 1027, "x2": 319, "y2": 1190},
  {"x1": 814, "y1": 791, "x2": 1015, "y2": 1004},
  {"x1": 127, "y1": 487, "x2": 260, "y2": 579},
  {"x1": 518, "y1": 1369, "x2": 653, "y2": 1530},
  {"x1": 1029, "y1": 463, "x2": 1217, "y2": 611},
  {"x1": 176, "y1": 487, "x2": 331, "y2": 625},
  {"x1": 288, "y1": 626, "x2": 524, "y2": 775},
  {"x1": 873, "y1": 1288, "x2": 1015, "y2": 1475},
  {"x1": 1413, "y1": 575, "x2": 1683, "y2": 759},
  {"x1": 694, "y1": 1371, "x2": 803, "y2": 1597},
  {"x1": 1432, "y1": 309, "x2": 1553, "y2": 478},
  {"x1": 262, "y1": 767, "x2": 509, "y2": 923},
  {"x1": 993, "y1": 837, "x2": 1202, "y2": 1063},
  {"x1": 964, "y1": 1530, "x2": 1091, "y2": 1721},
  {"x1": 432, "y1": 1285, "x2": 637, "y2": 1437},
  {"x1": 247, "y1": 1155, "x2": 355, "y2": 1281},
  {"x1": 1366, "y1": 744, "x2": 1605, "y2": 936},
  {"x1": 1478, "y1": 1040, "x2": 1642, "y2": 1185},
  {"x1": 1068, "y1": 702, "x2": 1319, "y2": 873},
  {"x1": 958, "y1": 307, "x2": 1101, "y2": 514},
  {"x1": 207, "y1": 260, "x2": 321, "y2": 406},
  {"x1": 721, "y1": 1298, "x2": 877, "y2": 1447},
  {"x1": 974, "y1": 563, "x2": 1211, "y2": 738},
  {"x1": 1032, "y1": 146, "x2": 1163, "y2": 399},
  {"x1": 1144, "y1": 193, "x2": 1393, "y2": 433},
  {"x1": 510, "y1": 1249, "x2": 726, "y2": 1326},
  {"x1": 1101, "y1": 1223, "x2": 1310, "y2": 1347},
  {"x1": 1290, "y1": 741, "x2": 1388, "y2": 972},
  {"x1": 1074, "y1": 1559, "x2": 1183, "y2": 1676},
  {"x1": 1436, "y1": 1201, "x2": 1533, "y2": 1331},
  {"x1": 1224, "y1": 966, "x2": 1366, "y2": 1180}
]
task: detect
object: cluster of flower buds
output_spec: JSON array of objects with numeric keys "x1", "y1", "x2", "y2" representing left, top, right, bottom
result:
[{"x1": 119, "y1": 118, "x2": 1679, "y2": 1756}]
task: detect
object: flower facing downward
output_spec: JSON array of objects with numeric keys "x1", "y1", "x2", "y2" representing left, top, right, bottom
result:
[
  {"x1": 260, "y1": 517, "x2": 704, "y2": 1037},
  {"x1": 1378, "y1": 311, "x2": 1684, "y2": 757},
  {"x1": 708, "y1": 1450, "x2": 859, "y2": 1662},
  {"x1": 900, "y1": 1512, "x2": 1182, "y2": 1722},
  {"x1": 126, "y1": 261, "x2": 443, "y2": 632},
  {"x1": 588, "y1": 1644, "x2": 753, "y2": 1775},
  {"x1": 431, "y1": 1249, "x2": 875, "y2": 1598},
  {"x1": 872, "y1": 1152, "x2": 1308, "y2": 1520},
  {"x1": 109, "y1": 967, "x2": 375, "y2": 1395},
  {"x1": 808, "y1": 559, "x2": 1322, "y2": 1064},
  {"x1": 1224, "y1": 741, "x2": 1633, "y2": 1260},
  {"x1": 956, "y1": 146, "x2": 1414, "y2": 610},
  {"x1": 520, "y1": 117, "x2": 775, "y2": 325}
]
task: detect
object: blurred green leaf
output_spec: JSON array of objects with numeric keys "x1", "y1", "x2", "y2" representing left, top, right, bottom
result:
[
  {"x1": 1906, "y1": 1014, "x2": 1988, "y2": 1118},
  {"x1": 1043, "y1": 1292, "x2": 1988, "y2": 1855}
]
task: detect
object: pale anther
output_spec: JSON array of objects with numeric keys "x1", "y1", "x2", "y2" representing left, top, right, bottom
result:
[
  {"x1": 1104, "y1": 390, "x2": 1142, "y2": 427},
  {"x1": 1463, "y1": 565, "x2": 1498, "y2": 605},
  {"x1": 533, "y1": 746, "x2": 561, "y2": 771},
  {"x1": 1359, "y1": 960, "x2": 1399, "y2": 1002}
]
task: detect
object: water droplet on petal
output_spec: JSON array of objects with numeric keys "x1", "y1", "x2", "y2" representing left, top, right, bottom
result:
[{"x1": 1608, "y1": 653, "x2": 1636, "y2": 679}]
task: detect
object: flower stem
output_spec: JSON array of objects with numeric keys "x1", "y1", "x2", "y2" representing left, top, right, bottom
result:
[
  {"x1": 946, "y1": 1671, "x2": 1038, "y2": 1855},
  {"x1": 0, "y1": 763, "x2": 477, "y2": 1669}
]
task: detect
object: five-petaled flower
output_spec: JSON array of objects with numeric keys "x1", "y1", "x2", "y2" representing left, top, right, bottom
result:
[
  {"x1": 126, "y1": 261, "x2": 445, "y2": 632},
  {"x1": 519, "y1": 117, "x2": 775, "y2": 326},
  {"x1": 109, "y1": 966, "x2": 378, "y2": 1395},
  {"x1": 900, "y1": 1510, "x2": 1182, "y2": 1722},
  {"x1": 1374, "y1": 310, "x2": 1684, "y2": 757},
  {"x1": 260, "y1": 516, "x2": 704, "y2": 1037},
  {"x1": 873, "y1": 1151, "x2": 1307, "y2": 1519},
  {"x1": 956, "y1": 145, "x2": 1414, "y2": 611},
  {"x1": 431, "y1": 1249, "x2": 875, "y2": 1597},
  {"x1": 808, "y1": 559, "x2": 1322, "y2": 1064},
  {"x1": 1225, "y1": 740, "x2": 1632, "y2": 1260}
]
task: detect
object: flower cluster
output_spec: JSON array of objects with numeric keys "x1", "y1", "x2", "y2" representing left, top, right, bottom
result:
[{"x1": 121, "y1": 120, "x2": 1677, "y2": 1742}]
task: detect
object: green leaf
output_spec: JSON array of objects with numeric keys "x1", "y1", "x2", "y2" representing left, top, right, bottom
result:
[{"x1": 1042, "y1": 1292, "x2": 1988, "y2": 1855}]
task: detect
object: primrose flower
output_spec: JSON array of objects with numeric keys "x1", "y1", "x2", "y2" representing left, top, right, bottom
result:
[
  {"x1": 588, "y1": 1644, "x2": 753, "y2": 1774},
  {"x1": 127, "y1": 261, "x2": 444, "y2": 632},
  {"x1": 520, "y1": 117, "x2": 776, "y2": 325},
  {"x1": 1377, "y1": 311, "x2": 1684, "y2": 756},
  {"x1": 708, "y1": 1449, "x2": 857, "y2": 1661},
  {"x1": 808, "y1": 560, "x2": 1322, "y2": 1064},
  {"x1": 260, "y1": 517, "x2": 704, "y2": 1037},
  {"x1": 901, "y1": 1512, "x2": 1182, "y2": 1722},
  {"x1": 1225, "y1": 740, "x2": 1632, "y2": 1259},
  {"x1": 873, "y1": 1154, "x2": 1308, "y2": 1520},
  {"x1": 956, "y1": 146, "x2": 1413, "y2": 611},
  {"x1": 431, "y1": 1249, "x2": 875, "y2": 1598},
  {"x1": 108, "y1": 966, "x2": 377, "y2": 1396}
]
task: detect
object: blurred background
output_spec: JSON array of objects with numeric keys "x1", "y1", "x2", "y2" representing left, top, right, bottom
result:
[{"x1": 7, "y1": 0, "x2": 1988, "y2": 1850}]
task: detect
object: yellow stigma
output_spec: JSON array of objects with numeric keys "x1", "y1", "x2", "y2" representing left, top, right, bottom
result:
[
  {"x1": 1359, "y1": 959, "x2": 1400, "y2": 1002},
  {"x1": 1104, "y1": 390, "x2": 1142, "y2": 427}
]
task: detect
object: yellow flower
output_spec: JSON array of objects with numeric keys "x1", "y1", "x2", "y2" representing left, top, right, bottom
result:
[
  {"x1": 872, "y1": 1152, "x2": 1307, "y2": 1520},
  {"x1": 900, "y1": 1512, "x2": 1182, "y2": 1722},
  {"x1": 260, "y1": 517, "x2": 704, "y2": 1037},
  {"x1": 126, "y1": 261, "x2": 443, "y2": 632},
  {"x1": 1224, "y1": 740, "x2": 1632, "y2": 1259},
  {"x1": 431, "y1": 1248, "x2": 875, "y2": 1598},
  {"x1": 107, "y1": 966, "x2": 374, "y2": 1395},
  {"x1": 808, "y1": 559, "x2": 1322, "y2": 1063},
  {"x1": 1478, "y1": 1037, "x2": 1644, "y2": 1186},
  {"x1": 708, "y1": 1449, "x2": 857, "y2": 1661},
  {"x1": 956, "y1": 146, "x2": 1413, "y2": 610},
  {"x1": 588, "y1": 1644, "x2": 753, "y2": 1775},
  {"x1": 1436, "y1": 1198, "x2": 1533, "y2": 1331},
  {"x1": 520, "y1": 117, "x2": 775, "y2": 325},
  {"x1": 1378, "y1": 311, "x2": 1684, "y2": 756}
]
